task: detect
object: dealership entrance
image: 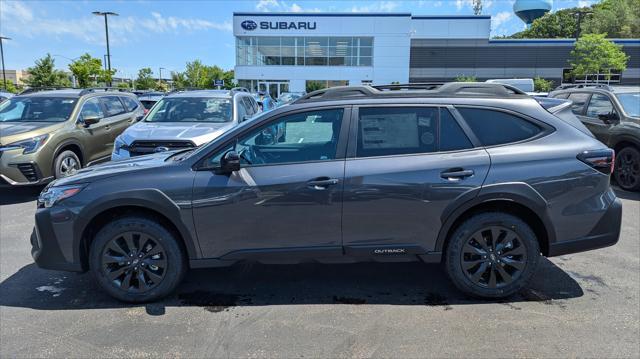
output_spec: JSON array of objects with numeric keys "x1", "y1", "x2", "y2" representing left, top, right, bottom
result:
[{"x1": 258, "y1": 81, "x2": 289, "y2": 99}]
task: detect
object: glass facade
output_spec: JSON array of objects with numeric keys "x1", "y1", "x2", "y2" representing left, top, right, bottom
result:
[{"x1": 237, "y1": 36, "x2": 373, "y2": 67}]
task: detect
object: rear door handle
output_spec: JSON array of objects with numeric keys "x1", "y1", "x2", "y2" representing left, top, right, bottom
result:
[
  {"x1": 440, "y1": 168, "x2": 474, "y2": 180},
  {"x1": 307, "y1": 177, "x2": 339, "y2": 190}
]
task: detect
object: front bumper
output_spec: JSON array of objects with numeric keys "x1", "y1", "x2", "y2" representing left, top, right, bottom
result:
[
  {"x1": 110, "y1": 148, "x2": 131, "y2": 161},
  {"x1": 31, "y1": 206, "x2": 84, "y2": 272},
  {"x1": 548, "y1": 198, "x2": 622, "y2": 256},
  {"x1": 0, "y1": 148, "x2": 54, "y2": 186}
]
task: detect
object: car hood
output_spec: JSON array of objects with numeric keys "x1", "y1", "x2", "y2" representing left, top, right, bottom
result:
[
  {"x1": 51, "y1": 151, "x2": 177, "y2": 187},
  {"x1": 120, "y1": 121, "x2": 236, "y2": 146},
  {"x1": 0, "y1": 122, "x2": 62, "y2": 144}
]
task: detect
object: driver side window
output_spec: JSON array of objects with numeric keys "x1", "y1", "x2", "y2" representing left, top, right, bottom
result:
[
  {"x1": 586, "y1": 94, "x2": 615, "y2": 118},
  {"x1": 235, "y1": 108, "x2": 344, "y2": 166},
  {"x1": 79, "y1": 98, "x2": 104, "y2": 121}
]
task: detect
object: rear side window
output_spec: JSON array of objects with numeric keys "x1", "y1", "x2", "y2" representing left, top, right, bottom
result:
[
  {"x1": 100, "y1": 96, "x2": 126, "y2": 116},
  {"x1": 356, "y1": 107, "x2": 473, "y2": 158},
  {"x1": 457, "y1": 108, "x2": 542, "y2": 146},
  {"x1": 121, "y1": 96, "x2": 139, "y2": 112},
  {"x1": 567, "y1": 93, "x2": 591, "y2": 115},
  {"x1": 586, "y1": 94, "x2": 615, "y2": 117}
]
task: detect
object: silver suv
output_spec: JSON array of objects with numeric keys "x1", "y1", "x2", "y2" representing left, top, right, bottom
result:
[{"x1": 111, "y1": 90, "x2": 260, "y2": 160}]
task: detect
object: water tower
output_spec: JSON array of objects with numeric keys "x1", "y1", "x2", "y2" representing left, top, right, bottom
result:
[{"x1": 513, "y1": 0, "x2": 553, "y2": 26}]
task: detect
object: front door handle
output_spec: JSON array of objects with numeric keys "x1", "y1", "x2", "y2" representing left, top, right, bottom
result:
[
  {"x1": 307, "y1": 177, "x2": 339, "y2": 190},
  {"x1": 440, "y1": 168, "x2": 474, "y2": 180}
]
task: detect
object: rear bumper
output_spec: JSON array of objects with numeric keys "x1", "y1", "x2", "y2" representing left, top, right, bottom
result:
[{"x1": 548, "y1": 198, "x2": 622, "y2": 257}]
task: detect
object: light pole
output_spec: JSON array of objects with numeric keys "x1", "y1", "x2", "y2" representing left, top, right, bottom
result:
[
  {"x1": 92, "y1": 11, "x2": 118, "y2": 86},
  {"x1": 159, "y1": 67, "x2": 166, "y2": 85},
  {"x1": 0, "y1": 36, "x2": 11, "y2": 90}
]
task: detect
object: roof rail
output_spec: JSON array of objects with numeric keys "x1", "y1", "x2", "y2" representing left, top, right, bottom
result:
[
  {"x1": 293, "y1": 82, "x2": 527, "y2": 104},
  {"x1": 79, "y1": 87, "x2": 131, "y2": 96},
  {"x1": 373, "y1": 83, "x2": 444, "y2": 91},
  {"x1": 18, "y1": 86, "x2": 75, "y2": 95},
  {"x1": 555, "y1": 83, "x2": 613, "y2": 91}
]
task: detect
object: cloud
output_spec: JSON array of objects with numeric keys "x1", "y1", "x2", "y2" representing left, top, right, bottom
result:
[
  {"x1": 350, "y1": 1, "x2": 400, "y2": 12},
  {"x1": 0, "y1": 2, "x2": 231, "y2": 46},
  {"x1": 255, "y1": 0, "x2": 321, "y2": 12},
  {"x1": 577, "y1": 0, "x2": 596, "y2": 7},
  {"x1": 492, "y1": 11, "x2": 513, "y2": 29}
]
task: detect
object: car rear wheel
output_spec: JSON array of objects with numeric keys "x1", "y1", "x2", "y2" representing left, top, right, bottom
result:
[
  {"x1": 89, "y1": 216, "x2": 186, "y2": 302},
  {"x1": 53, "y1": 150, "x2": 81, "y2": 178},
  {"x1": 445, "y1": 212, "x2": 540, "y2": 299},
  {"x1": 614, "y1": 146, "x2": 640, "y2": 192}
]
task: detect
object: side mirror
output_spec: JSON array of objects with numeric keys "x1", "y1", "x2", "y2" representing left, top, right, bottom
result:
[
  {"x1": 216, "y1": 151, "x2": 240, "y2": 174},
  {"x1": 82, "y1": 114, "x2": 101, "y2": 127}
]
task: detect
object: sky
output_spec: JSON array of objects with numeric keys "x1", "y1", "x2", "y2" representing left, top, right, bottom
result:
[{"x1": 0, "y1": 0, "x2": 598, "y2": 79}]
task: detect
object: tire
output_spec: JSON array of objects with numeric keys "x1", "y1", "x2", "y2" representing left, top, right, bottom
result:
[
  {"x1": 614, "y1": 146, "x2": 640, "y2": 192},
  {"x1": 445, "y1": 212, "x2": 540, "y2": 299},
  {"x1": 89, "y1": 216, "x2": 186, "y2": 303},
  {"x1": 53, "y1": 150, "x2": 81, "y2": 179}
]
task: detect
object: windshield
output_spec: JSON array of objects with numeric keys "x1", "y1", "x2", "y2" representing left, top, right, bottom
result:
[
  {"x1": 145, "y1": 97, "x2": 233, "y2": 123},
  {"x1": 0, "y1": 97, "x2": 77, "y2": 122},
  {"x1": 616, "y1": 92, "x2": 640, "y2": 117}
]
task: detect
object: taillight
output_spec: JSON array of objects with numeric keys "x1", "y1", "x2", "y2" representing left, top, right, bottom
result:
[{"x1": 577, "y1": 149, "x2": 615, "y2": 175}]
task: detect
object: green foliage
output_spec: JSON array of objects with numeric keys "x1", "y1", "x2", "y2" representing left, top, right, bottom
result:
[
  {"x1": 116, "y1": 82, "x2": 130, "y2": 89},
  {"x1": 533, "y1": 77, "x2": 555, "y2": 92},
  {"x1": 454, "y1": 75, "x2": 478, "y2": 82},
  {"x1": 155, "y1": 81, "x2": 169, "y2": 92},
  {"x1": 174, "y1": 60, "x2": 235, "y2": 89},
  {"x1": 583, "y1": 0, "x2": 640, "y2": 38},
  {"x1": 507, "y1": 0, "x2": 640, "y2": 39},
  {"x1": 24, "y1": 54, "x2": 71, "y2": 88},
  {"x1": 1, "y1": 80, "x2": 20, "y2": 93},
  {"x1": 569, "y1": 33, "x2": 629, "y2": 78},
  {"x1": 68, "y1": 53, "x2": 107, "y2": 88},
  {"x1": 135, "y1": 68, "x2": 156, "y2": 90},
  {"x1": 306, "y1": 80, "x2": 326, "y2": 93}
]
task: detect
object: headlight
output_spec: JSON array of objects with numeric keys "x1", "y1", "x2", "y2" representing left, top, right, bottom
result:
[
  {"x1": 0, "y1": 134, "x2": 48, "y2": 154},
  {"x1": 113, "y1": 136, "x2": 126, "y2": 155},
  {"x1": 38, "y1": 184, "x2": 86, "y2": 208}
]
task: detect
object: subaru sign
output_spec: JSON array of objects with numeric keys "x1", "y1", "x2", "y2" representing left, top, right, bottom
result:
[{"x1": 241, "y1": 20, "x2": 257, "y2": 31}]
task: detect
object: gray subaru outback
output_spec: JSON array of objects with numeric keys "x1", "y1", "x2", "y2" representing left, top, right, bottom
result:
[{"x1": 32, "y1": 83, "x2": 622, "y2": 302}]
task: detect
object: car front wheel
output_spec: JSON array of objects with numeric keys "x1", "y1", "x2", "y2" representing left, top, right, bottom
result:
[
  {"x1": 53, "y1": 150, "x2": 81, "y2": 178},
  {"x1": 445, "y1": 212, "x2": 540, "y2": 299},
  {"x1": 89, "y1": 216, "x2": 186, "y2": 302}
]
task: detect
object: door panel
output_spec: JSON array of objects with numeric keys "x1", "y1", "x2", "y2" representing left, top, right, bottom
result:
[
  {"x1": 342, "y1": 150, "x2": 490, "y2": 252},
  {"x1": 76, "y1": 97, "x2": 111, "y2": 163},
  {"x1": 192, "y1": 161, "x2": 345, "y2": 258},
  {"x1": 579, "y1": 93, "x2": 616, "y2": 144}
]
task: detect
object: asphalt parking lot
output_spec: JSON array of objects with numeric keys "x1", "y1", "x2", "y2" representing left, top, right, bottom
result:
[{"x1": 0, "y1": 186, "x2": 638, "y2": 358}]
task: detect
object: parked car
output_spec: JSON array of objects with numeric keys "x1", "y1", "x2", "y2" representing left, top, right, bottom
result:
[
  {"x1": 252, "y1": 91, "x2": 276, "y2": 112},
  {"x1": 111, "y1": 89, "x2": 260, "y2": 160},
  {"x1": 33, "y1": 82, "x2": 621, "y2": 302},
  {"x1": 0, "y1": 90, "x2": 14, "y2": 103},
  {"x1": 137, "y1": 92, "x2": 164, "y2": 114},
  {"x1": 549, "y1": 84, "x2": 640, "y2": 191},
  {"x1": 276, "y1": 91, "x2": 306, "y2": 106},
  {"x1": 0, "y1": 88, "x2": 144, "y2": 186}
]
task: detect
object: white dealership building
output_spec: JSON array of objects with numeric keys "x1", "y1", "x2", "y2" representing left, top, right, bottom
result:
[{"x1": 233, "y1": 12, "x2": 639, "y2": 97}]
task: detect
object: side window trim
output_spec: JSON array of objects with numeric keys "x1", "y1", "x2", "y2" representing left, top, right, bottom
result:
[
  {"x1": 194, "y1": 105, "x2": 352, "y2": 170},
  {"x1": 454, "y1": 105, "x2": 555, "y2": 148},
  {"x1": 568, "y1": 92, "x2": 592, "y2": 116},
  {"x1": 100, "y1": 95, "x2": 127, "y2": 117},
  {"x1": 445, "y1": 106, "x2": 482, "y2": 148},
  {"x1": 77, "y1": 97, "x2": 105, "y2": 123},
  {"x1": 586, "y1": 93, "x2": 616, "y2": 118}
]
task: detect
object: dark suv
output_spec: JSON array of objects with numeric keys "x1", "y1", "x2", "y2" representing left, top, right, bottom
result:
[
  {"x1": 32, "y1": 83, "x2": 622, "y2": 302},
  {"x1": 549, "y1": 84, "x2": 640, "y2": 191}
]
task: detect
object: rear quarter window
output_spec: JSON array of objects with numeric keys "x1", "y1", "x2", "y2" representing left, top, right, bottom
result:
[
  {"x1": 121, "y1": 96, "x2": 140, "y2": 112},
  {"x1": 457, "y1": 108, "x2": 543, "y2": 146}
]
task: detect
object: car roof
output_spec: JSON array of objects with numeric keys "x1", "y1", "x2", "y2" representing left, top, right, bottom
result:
[
  {"x1": 611, "y1": 86, "x2": 640, "y2": 93},
  {"x1": 16, "y1": 89, "x2": 84, "y2": 97},
  {"x1": 166, "y1": 90, "x2": 234, "y2": 99}
]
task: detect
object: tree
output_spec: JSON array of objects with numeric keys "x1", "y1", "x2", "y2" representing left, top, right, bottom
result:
[
  {"x1": 582, "y1": 0, "x2": 640, "y2": 38},
  {"x1": 68, "y1": 53, "x2": 105, "y2": 88},
  {"x1": 305, "y1": 81, "x2": 326, "y2": 93},
  {"x1": 24, "y1": 54, "x2": 71, "y2": 88},
  {"x1": 569, "y1": 33, "x2": 629, "y2": 80},
  {"x1": 135, "y1": 68, "x2": 156, "y2": 90},
  {"x1": 1, "y1": 80, "x2": 20, "y2": 93},
  {"x1": 533, "y1": 77, "x2": 554, "y2": 92},
  {"x1": 506, "y1": 0, "x2": 640, "y2": 39},
  {"x1": 172, "y1": 60, "x2": 236, "y2": 89}
]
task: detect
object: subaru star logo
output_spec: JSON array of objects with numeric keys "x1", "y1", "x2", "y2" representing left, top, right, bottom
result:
[
  {"x1": 241, "y1": 20, "x2": 257, "y2": 31},
  {"x1": 154, "y1": 146, "x2": 170, "y2": 153}
]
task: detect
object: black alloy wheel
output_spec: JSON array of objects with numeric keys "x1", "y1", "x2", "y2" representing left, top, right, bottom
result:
[
  {"x1": 101, "y1": 231, "x2": 167, "y2": 293},
  {"x1": 460, "y1": 226, "x2": 527, "y2": 289},
  {"x1": 615, "y1": 146, "x2": 640, "y2": 191}
]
